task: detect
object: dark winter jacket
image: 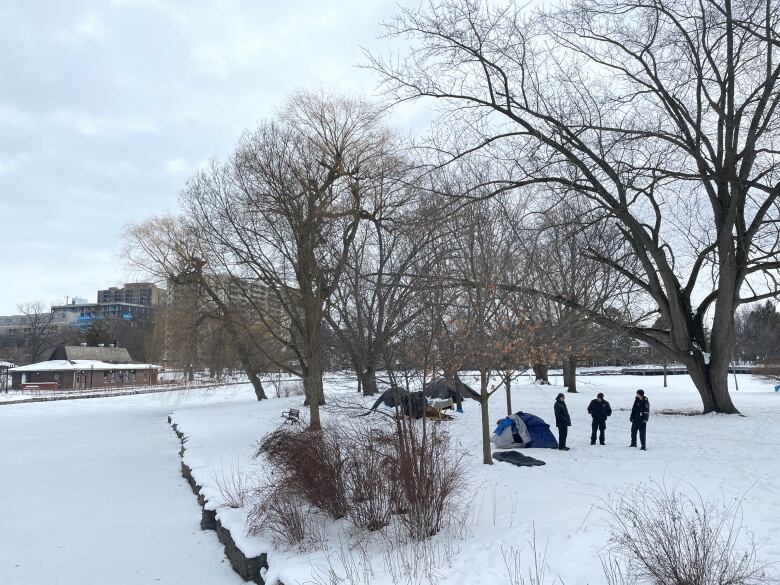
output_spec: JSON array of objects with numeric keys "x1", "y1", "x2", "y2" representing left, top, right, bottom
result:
[
  {"x1": 554, "y1": 400, "x2": 571, "y2": 428},
  {"x1": 587, "y1": 399, "x2": 612, "y2": 422},
  {"x1": 630, "y1": 397, "x2": 650, "y2": 423}
]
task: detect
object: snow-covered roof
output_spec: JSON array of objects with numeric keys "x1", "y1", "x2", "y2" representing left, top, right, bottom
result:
[
  {"x1": 9, "y1": 360, "x2": 161, "y2": 373},
  {"x1": 53, "y1": 345, "x2": 133, "y2": 363}
]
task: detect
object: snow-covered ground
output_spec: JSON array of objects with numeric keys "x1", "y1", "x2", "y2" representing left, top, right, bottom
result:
[
  {"x1": 0, "y1": 387, "x2": 249, "y2": 585},
  {"x1": 2, "y1": 372, "x2": 778, "y2": 584},
  {"x1": 170, "y1": 372, "x2": 780, "y2": 584}
]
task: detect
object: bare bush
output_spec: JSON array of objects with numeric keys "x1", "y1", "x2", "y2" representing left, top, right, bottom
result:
[
  {"x1": 309, "y1": 542, "x2": 376, "y2": 585},
  {"x1": 251, "y1": 414, "x2": 466, "y2": 545},
  {"x1": 393, "y1": 417, "x2": 465, "y2": 540},
  {"x1": 248, "y1": 475, "x2": 327, "y2": 550},
  {"x1": 343, "y1": 425, "x2": 397, "y2": 531},
  {"x1": 214, "y1": 460, "x2": 250, "y2": 509},
  {"x1": 601, "y1": 481, "x2": 777, "y2": 585},
  {"x1": 502, "y1": 528, "x2": 561, "y2": 585},
  {"x1": 257, "y1": 426, "x2": 349, "y2": 519}
]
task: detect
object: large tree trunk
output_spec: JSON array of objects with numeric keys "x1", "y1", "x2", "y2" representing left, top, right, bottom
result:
[
  {"x1": 686, "y1": 352, "x2": 739, "y2": 414},
  {"x1": 562, "y1": 354, "x2": 577, "y2": 393},
  {"x1": 532, "y1": 363, "x2": 549, "y2": 384},
  {"x1": 479, "y1": 370, "x2": 492, "y2": 465},
  {"x1": 303, "y1": 364, "x2": 324, "y2": 430},
  {"x1": 358, "y1": 367, "x2": 378, "y2": 396},
  {"x1": 684, "y1": 241, "x2": 740, "y2": 414},
  {"x1": 248, "y1": 371, "x2": 267, "y2": 401}
]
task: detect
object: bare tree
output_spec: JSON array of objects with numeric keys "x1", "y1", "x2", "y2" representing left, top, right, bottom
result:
[
  {"x1": 18, "y1": 301, "x2": 59, "y2": 363},
  {"x1": 441, "y1": 196, "x2": 526, "y2": 464},
  {"x1": 370, "y1": 0, "x2": 780, "y2": 413},
  {"x1": 325, "y1": 169, "x2": 439, "y2": 396},
  {"x1": 177, "y1": 91, "x2": 391, "y2": 429},
  {"x1": 523, "y1": 203, "x2": 641, "y2": 391},
  {"x1": 125, "y1": 216, "x2": 275, "y2": 398}
]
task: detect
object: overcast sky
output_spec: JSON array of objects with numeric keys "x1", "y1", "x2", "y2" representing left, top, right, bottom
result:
[{"x1": 0, "y1": 0, "x2": 425, "y2": 314}]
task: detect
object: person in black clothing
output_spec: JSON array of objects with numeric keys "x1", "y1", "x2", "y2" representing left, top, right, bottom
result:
[
  {"x1": 629, "y1": 389, "x2": 650, "y2": 450},
  {"x1": 554, "y1": 393, "x2": 571, "y2": 451},
  {"x1": 587, "y1": 392, "x2": 612, "y2": 445}
]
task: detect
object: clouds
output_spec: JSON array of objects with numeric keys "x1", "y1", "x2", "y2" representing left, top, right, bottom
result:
[
  {"x1": 0, "y1": 0, "x2": 421, "y2": 314},
  {"x1": 50, "y1": 110, "x2": 158, "y2": 137}
]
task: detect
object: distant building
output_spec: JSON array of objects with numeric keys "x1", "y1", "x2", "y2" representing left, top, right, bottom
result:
[
  {"x1": 52, "y1": 299, "x2": 157, "y2": 326},
  {"x1": 0, "y1": 312, "x2": 80, "y2": 339},
  {"x1": 48, "y1": 283, "x2": 165, "y2": 328},
  {"x1": 8, "y1": 344, "x2": 160, "y2": 391},
  {"x1": 98, "y1": 283, "x2": 162, "y2": 307}
]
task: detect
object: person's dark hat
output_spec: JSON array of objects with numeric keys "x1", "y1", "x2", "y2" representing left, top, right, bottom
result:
[
  {"x1": 556, "y1": 393, "x2": 565, "y2": 400},
  {"x1": 636, "y1": 389, "x2": 645, "y2": 396},
  {"x1": 597, "y1": 392, "x2": 604, "y2": 398}
]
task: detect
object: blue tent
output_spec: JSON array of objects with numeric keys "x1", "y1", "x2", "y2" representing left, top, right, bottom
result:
[{"x1": 517, "y1": 412, "x2": 558, "y2": 449}]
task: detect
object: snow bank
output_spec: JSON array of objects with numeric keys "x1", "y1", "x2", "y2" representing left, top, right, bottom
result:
[{"x1": 170, "y1": 373, "x2": 780, "y2": 584}]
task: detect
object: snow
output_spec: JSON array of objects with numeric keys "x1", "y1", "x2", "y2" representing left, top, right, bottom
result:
[
  {"x1": 9, "y1": 359, "x2": 161, "y2": 372},
  {"x1": 2, "y1": 372, "x2": 779, "y2": 584},
  {"x1": 0, "y1": 388, "x2": 247, "y2": 585},
  {"x1": 169, "y1": 372, "x2": 780, "y2": 585}
]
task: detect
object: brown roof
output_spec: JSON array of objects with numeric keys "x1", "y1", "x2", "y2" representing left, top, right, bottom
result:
[{"x1": 50, "y1": 345, "x2": 135, "y2": 363}]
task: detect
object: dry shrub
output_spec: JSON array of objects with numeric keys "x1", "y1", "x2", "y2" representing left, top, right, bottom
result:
[
  {"x1": 502, "y1": 527, "x2": 564, "y2": 585},
  {"x1": 248, "y1": 478, "x2": 325, "y2": 548},
  {"x1": 601, "y1": 481, "x2": 777, "y2": 585},
  {"x1": 257, "y1": 426, "x2": 348, "y2": 519},
  {"x1": 250, "y1": 415, "x2": 466, "y2": 545},
  {"x1": 393, "y1": 416, "x2": 464, "y2": 540},
  {"x1": 343, "y1": 425, "x2": 397, "y2": 531},
  {"x1": 214, "y1": 460, "x2": 249, "y2": 509}
]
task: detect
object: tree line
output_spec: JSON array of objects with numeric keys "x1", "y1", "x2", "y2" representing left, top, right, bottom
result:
[{"x1": 124, "y1": 0, "x2": 780, "y2": 423}]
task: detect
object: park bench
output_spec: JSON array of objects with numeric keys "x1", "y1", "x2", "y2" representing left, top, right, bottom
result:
[{"x1": 281, "y1": 408, "x2": 300, "y2": 424}]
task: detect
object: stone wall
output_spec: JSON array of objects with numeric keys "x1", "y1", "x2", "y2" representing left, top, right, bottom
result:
[{"x1": 168, "y1": 417, "x2": 270, "y2": 584}]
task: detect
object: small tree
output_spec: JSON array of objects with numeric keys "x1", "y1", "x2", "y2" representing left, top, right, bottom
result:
[{"x1": 18, "y1": 301, "x2": 59, "y2": 363}]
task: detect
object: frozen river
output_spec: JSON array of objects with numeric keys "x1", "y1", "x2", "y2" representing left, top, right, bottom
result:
[{"x1": 0, "y1": 390, "x2": 243, "y2": 585}]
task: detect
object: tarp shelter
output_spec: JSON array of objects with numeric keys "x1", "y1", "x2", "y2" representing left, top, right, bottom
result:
[
  {"x1": 491, "y1": 414, "x2": 531, "y2": 448},
  {"x1": 491, "y1": 412, "x2": 558, "y2": 449},
  {"x1": 517, "y1": 412, "x2": 559, "y2": 449}
]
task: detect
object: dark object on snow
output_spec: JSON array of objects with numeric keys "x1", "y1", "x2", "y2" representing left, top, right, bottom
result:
[
  {"x1": 369, "y1": 376, "x2": 479, "y2": 417},
  {"x1": 492, "y1": 451, "x2": 546, "y2": 467},
  {"x1": 515, "y1": 412, "x2": 559, "y2": 449},
  {"x1": 424, "y1": 376, "x2": 480, "y2": 410},
  {"x1": 368, "y1": 386, "x2": 428, "y2": 419},
  {"x1": 281, "y1": 408, "x2": 300, "y2": 424},
  {"x1": 369, "y1": 386, "x2": 409, "y2": 411}
]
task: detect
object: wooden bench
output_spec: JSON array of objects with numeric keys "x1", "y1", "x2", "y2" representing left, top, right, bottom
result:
[{"x1": 281, "y1": 408, "x2": 300, "y2": 424}]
